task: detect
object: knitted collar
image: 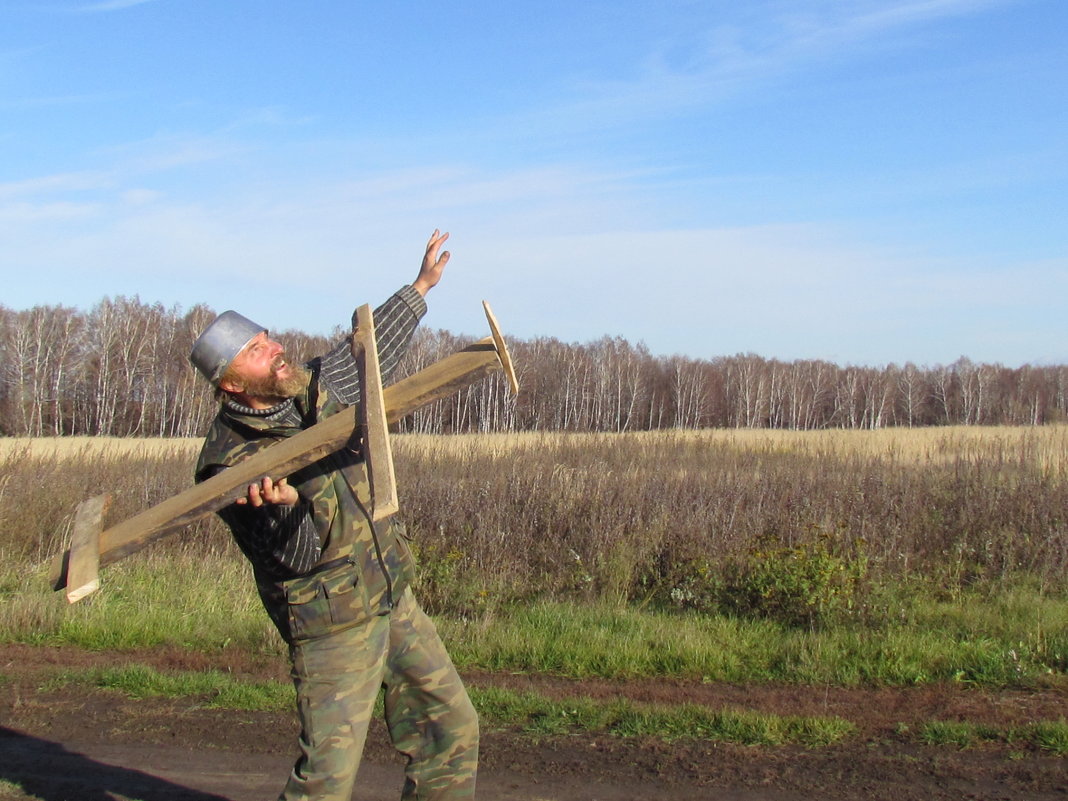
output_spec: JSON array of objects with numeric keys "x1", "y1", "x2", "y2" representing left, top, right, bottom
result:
[{"x1": 225, "y1": 396, "x2": 295, "y2": 421}]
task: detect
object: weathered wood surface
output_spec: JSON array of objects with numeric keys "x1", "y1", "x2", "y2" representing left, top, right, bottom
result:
[
  {"x1": 50, "y1": 334, "x2": 513, "y2": 593},
  {"x1": 484, "y1": 301, "x2": 519, "y2": 396},
  {"x1": 353, "y1": 304, "x2": 398, "y2": 520},
  {"x1": 64, "y1": 494, "x2": 111, "y2": 604}
]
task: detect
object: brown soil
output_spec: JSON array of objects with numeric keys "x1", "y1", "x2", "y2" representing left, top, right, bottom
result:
[{"x1": 0, "y1": 643, "x2": 1065, "y2": 801}]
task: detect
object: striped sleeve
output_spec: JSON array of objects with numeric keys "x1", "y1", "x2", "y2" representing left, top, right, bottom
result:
[
  {"x1": 203, "y1": 464, "x2": 322, "y2": 577},
  {"x1": 223, "y1": 500, "x2": 322, "y2": 576},
  {"x1": 318, "y1": 285, "x2": 427, "y2": 405}
]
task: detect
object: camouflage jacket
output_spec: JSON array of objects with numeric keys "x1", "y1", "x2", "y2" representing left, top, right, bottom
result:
[{"x1": 195, "y1": 287, "x2": 424, "y2": 643}]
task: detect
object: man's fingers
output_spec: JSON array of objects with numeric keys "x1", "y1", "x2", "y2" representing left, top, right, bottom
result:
[
  {"x1": 247, "y1": 482, "x2": 263, "y2": 507},
  {"x1": 426, "y1": 230, "x2": 449, "y2": 259},
  {"x1": 235, "y1": 476, "x2": 294, "y2": 507}
]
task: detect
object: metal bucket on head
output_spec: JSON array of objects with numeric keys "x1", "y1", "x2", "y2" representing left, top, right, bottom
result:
[{"x1": 189, "y1": 310, "x2": 266, "y2": 385}]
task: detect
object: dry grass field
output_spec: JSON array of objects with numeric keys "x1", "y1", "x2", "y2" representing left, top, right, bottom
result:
[
  {"x1": 4, "y1": 427, "x2": 1067, "y2": 601},
  {"x1": 1, "y1": 425, "x2": 1064, "y2": 642},
  {"x1": 0, "y1": 435, "x2": 201, "y2": 459},
  {"x1": 6, "y1": 423, "x2": 1067, "y2": 466},
  {"x1": 1, "y1": 428, "x2": 1066, "y2": 800}
]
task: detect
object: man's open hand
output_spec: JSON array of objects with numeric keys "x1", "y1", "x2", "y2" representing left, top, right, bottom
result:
[{"x1": 412, "y1": 229, "x2": 450, "y2": 297}]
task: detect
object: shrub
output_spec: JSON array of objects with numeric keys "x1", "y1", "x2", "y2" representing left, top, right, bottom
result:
[{"x1": 717, "y1": 529, "x2": 869, "y2": 628}]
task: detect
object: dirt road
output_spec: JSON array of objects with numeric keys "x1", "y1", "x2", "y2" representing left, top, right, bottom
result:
[{"x1": 1, "y1": 644, "x2": 1064, "y2": 800}]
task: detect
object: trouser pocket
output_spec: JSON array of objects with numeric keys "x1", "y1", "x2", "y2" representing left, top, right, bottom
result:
[{"x1": 283, "y1": 558, "x2": 372, "y2": 643}]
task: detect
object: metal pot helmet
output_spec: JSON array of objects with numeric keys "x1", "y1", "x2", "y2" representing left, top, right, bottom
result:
[{"x1": 189, "y1": 310, "x2": 266, "y2": 386}]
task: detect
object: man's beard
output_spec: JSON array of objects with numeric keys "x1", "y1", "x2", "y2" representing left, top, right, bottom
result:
[{"x1": 239, "y1": 361, "x2": 310, "y2": 403}]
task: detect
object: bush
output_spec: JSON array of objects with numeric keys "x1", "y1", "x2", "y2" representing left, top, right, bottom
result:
[{"x1": 717, "y1": 530, "x2": 869, "y2": 628}]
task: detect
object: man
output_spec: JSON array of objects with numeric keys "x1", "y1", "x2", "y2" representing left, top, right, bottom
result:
[{"x1": 189, "y1": 230, "x2": 478, "y2": 801}]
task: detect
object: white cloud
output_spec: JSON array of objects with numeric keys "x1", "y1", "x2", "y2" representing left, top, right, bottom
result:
[
  {"x1": 541, "y1": 0, "x2": 1015, "y2": 125},
  {"x1": 74, "y1": 0, "x2": 161, "y2": 13},
  {"x1": 0, "y1": 200, "x2": 100, "y2": 223},
  {"x1": 219, "y1": 106, "x2": 319, "y2": 133},
  {"x1": 454, "y1": 223, "x2": 1066, "y2": 366},
  {"x1": 3, "y1": 189, "x2": 1058, "y2": 366},
  {"x1": 827, "y1": 0, "x2": 1009, "y2": 35},
  {"x1": 99, "y1": 133, "x2": 246, "y2": 174},
  {"x1": 1, "y1": 146, "x2": 1060, "y2": 366},
  {"x1": 0, "y1": 92, "x2": 124, "y2": 110},
  {"x1": 0, "y1": 171, "x2": 114, "y2": 200},
  {"x1": 120, "y1": 188, "x2": 161, "y2": 205}
]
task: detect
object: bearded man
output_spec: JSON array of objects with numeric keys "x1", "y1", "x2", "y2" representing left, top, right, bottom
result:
[{"x1": 189, "y1": 230, "x2": 478, "y2": 801}]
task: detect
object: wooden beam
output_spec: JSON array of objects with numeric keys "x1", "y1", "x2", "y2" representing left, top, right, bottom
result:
[
  {"x1": 64, "y1": 494, "x2": 111, "y2": 604},
  {"x1": 353, "y1": 304, "x2": 398, "y2": 520},
  {"x1": 483, "y1": 301, "x2": 519, "y2": 396},
  {"x1": 50, "y1": 333, "x2": 517, "y2": 594}
]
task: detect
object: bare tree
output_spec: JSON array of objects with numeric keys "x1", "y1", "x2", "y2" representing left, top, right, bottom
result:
[{"x1": 5, "y1": 296, "x2": 1068, "y2": 436}]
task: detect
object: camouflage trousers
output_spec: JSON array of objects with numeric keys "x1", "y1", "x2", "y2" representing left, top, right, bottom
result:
[{"x1": 278, "y1": 587, "x2": 479, "y2": 801}]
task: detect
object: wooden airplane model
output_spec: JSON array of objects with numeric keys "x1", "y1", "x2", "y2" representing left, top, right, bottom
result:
[{"x1": 50, "y1": 301, "x2": 518, "y2": 604}]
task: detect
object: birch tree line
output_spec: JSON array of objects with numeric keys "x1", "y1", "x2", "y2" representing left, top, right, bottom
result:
[{"x1": 3, "y1": 297, "x2": 1068, "y2": 437}]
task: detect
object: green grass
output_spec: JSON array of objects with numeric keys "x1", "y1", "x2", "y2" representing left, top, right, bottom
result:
[
  {"x1": 471, "y1": 686, "x2": 853, "y2": 746},
  {"x1": 437, "y1": 588, "x2": 1067, "y2": 687},
  {"x1": 1, "y1": 556, "x2": 279, "y2": 654},
  {"x1": 38, "y1": 663, "x2": 1068, "y2": 754},
  {"x1": 44, "y1": 663, "x2": 294, "y2": 711},
  {"x1": 42, "y1": 663, "x2": 852, "y2": 748},
  {"x1": 0, "y1": 780, "x2": 43, "y2": 801},
  {"x1": 1031, "y1": 720, "x2": 1068, "y2": 755},
  {"x1": 5, "y1": 559, "x2": 1065, "y2": 688},
  {"x1": 919, "y1": 719, "x2": 1068, "y2": 755}
]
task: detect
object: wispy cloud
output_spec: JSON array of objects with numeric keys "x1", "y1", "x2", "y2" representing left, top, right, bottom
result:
[
  {"x1": 0, "y1": 171, "x2": 114, "y2": 200},
  {"x1": 761, "y1": 0, "x2": 1013, "y2": 67},
  {"x1": 0, "y1": 200, "x2": 100, "y2": 223},
  {"x1": 820, "y1": 0, "x2": 1009, "y2": 36},
  {"x1": 0, "y1": 92, "x2": 124, "y2": 110},
  {"x1": 75, "y1": 0, "x2": 161, "y2": 13},
  {"x1": 2, "y1": 152, "x2": 1061, "y2": 366},
  {"x1": 0, "y1": 131, "x2": 239, "y2": 199},
  {"x1": 459, "y1": 222, "x2": 1068, "y2": 366},
  {"x1": 96, "y1": 132, "x2": 248, "y2": 174},
  {"x1": 0, "y1": 44, "x2": 45, "y2": 64},
  {"x1": 218, "y1": 106, "x2": 319, "y2": 134},
  {"x1": 736, "y1": 0, "x2": 1011, "y2": 71},
  {"x1": 546, "y1": 0, "x2": 1015, "y2": 124}
]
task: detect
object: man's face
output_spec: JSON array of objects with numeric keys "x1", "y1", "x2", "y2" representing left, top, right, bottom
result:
[{"x1": 220, "y1": 332, "x2": 308, "y2": 404}]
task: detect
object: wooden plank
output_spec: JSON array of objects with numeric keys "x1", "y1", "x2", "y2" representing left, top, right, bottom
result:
[
  {"x1": 65, "y1": 494, "x2": 111, "y2": 604},
  {"x1": 50, "y1": 335, "x2": 509, "y2": 592},
  {"x1": 483, "y1": 301, "x2": 519, "y2": 396},
  {"x1": 353, "y1": 305, "x2": 399, "y2": 520}
]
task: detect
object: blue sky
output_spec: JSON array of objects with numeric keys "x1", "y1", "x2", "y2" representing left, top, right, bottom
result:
[{"x1": 2, "y1": 0, "x2": 1065, "y2": 367}]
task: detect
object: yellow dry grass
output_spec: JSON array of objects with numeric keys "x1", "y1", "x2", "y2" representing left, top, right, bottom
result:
[
  {"x1": 398, "y1": 425, "x2": 1068, "y2": 473},
  {"x1": 0, "y1": 436, "x2": 201, "y2": 460},
  {"x1": 4, "y1": 424, "x2": 1068, "y2": 472}
]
